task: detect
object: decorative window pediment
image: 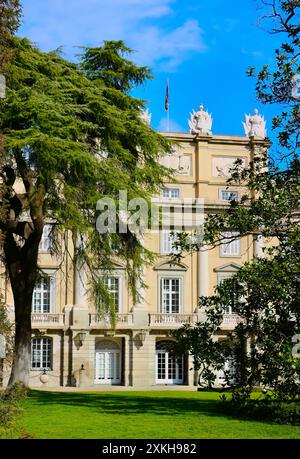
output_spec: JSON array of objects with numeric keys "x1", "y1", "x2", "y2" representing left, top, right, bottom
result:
[
  {"x1": 214, "y1": 262, "x2": 241, "y2": 273},
  {"x1": 154, "y1": 260, "x2": 188, "y2": 271},
  {"x1": 101, "y1": 260, "x2": 126, "y2": 271}
]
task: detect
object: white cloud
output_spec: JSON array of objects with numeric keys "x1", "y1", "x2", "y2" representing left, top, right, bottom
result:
[
  {"x1": 20, "y1": 0, "x2": 207, "y2": 70},
  {"x1": 132, "y1": 20, "x2": 206, "y2": 71}
]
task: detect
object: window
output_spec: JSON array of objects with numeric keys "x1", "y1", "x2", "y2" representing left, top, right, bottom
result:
[
  {"x1": 161, "y1": 188, "x2": 180, "y2": 199},
  {"x1": 31, "y1": 337, "x2": 52, "y2": 370},
  {"x1": 218, "y1": 274, "x2": 235, "y2": 314},
  {"x1": 160, "y1": 278, "x2": 182, "y2": 313},
  {"x1": 101, "y1": 276, "x2": 120, "y2": 312},
  {"x1": 39, "y1": 225, "x2": 52, "y2": 252},
  {"x1": 156, "y1": 340, "x2": 183, "y2": 384},
  {"x1": 220, "y1": 232, "x2": 241, "y2": 256},
  {"x1": 220, "y1": 190, "x2": 238, "y2": 202},
  {"x1": 160, "y1": 230, "x2": 180, "y2": 255},
  {"x1": 32, "y1": 277, "x2": 53, "y2": 313}
]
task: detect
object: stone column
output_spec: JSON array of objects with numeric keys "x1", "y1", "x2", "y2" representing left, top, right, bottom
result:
[
  {"x1": 198, "y1": 246, "x2": 209, "y2": 298},
  {"x1": 187, "y1": 353, "x2": 194, "y2": 386},
  {"x1": 124, "y1": 334, "x2": 131, "y2": 386},
  {"x1": 74, "y1": 235, "x2": 88, "y2": 306},
  {"x1": 75, "y1": 264, "x2": 87, "y2": 306},
  {"x1": 133, "y1": 243, "x2": 148, "y2": 327}
]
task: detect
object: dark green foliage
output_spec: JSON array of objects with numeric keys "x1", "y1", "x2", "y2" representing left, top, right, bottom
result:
[
  {"x1": 219, "y1": 394, "x2": 300, "y2": 426},
  {"x1": 0, "y1": 381, "x2": 28, "y2": 402},
  {"x1": 0, "y1": 36, "x2": 172, "y2": 383},
  {"x1": 0, "y1": 0, "x2": 21, "y2": 37},
  {"x1": 80, "y1": 40, "x2": 150, "y2": 92},
  {"x1": 172, "y1": 0, "x2": 300, "y2": 404},
  {"x1": 0, "y1": 298, "x2": 13, "y2": 360},
  {"x1": 174, "y1": 243, "x2": 300, "y2": 398},
  {"x1": 249, "y1": 0, "x2": 299, "y2": 154},
  {"x1": 0, "y1": 0, "x2": 22, "y2": 70},
  {"x1": 0, "y1": 382, "x2": 27, "y2": 436}
]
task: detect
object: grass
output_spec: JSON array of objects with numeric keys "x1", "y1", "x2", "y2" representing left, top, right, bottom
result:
[{"x1": 14, "y1": 390, "x2": 300, "y2": 439}]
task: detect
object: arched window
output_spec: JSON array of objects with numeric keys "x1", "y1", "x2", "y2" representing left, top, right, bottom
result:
[
  {"x1": 31, "y1": 337, "x2": 52, "y2": 370},
  {"x1": 95, "y1": 340, "x2": 121, "y2": 385}
]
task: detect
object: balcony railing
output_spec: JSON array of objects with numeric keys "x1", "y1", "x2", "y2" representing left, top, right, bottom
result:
[
  {"x1": 149, "y1": 312, "x2": 242, "y2": 329},
  {"x1": 221, "y1": 314, "x2": 242, "y2": 329},
  {"x1": 31, "y1": 313, "x2": 64, "y2": 326},
  {"x1": 89, "y1": 313, "x2": 133, "y2": 328},
  {"x1": 149, "y1": 313, "x2": 199, "y2": 327}
]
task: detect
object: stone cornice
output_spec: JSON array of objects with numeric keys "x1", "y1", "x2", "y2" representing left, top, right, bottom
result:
[{"x1": 159, "y1": 131, "x2": 270, "y2": 147}]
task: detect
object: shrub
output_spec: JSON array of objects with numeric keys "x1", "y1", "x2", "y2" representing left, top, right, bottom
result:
[
  {"x1": 0, "y1": 383, "x2": 28, "y2": 437},
  {"x1": 218, "y1": 394, "x2": 300, "y2": 425}
]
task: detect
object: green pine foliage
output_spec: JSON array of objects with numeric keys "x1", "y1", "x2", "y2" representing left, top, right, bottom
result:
[
  {"x1": 1, "y1": 35, "x2": 172, "y2": 282},
  {"x1": 0, "y1": 35, "x2": 173, "y2": 383}
]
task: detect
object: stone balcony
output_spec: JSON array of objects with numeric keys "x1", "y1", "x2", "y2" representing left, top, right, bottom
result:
[
  {"x1": 31, "y1": 313, "x2": 65, "y2": 328},
  {"x1": 220, "y1": 314, "x2": 243, "y2": 329},
  {"x1": 89, "y1": 313, "x2": 134, "y2": 329},
  {"x1": 149, "y1": 312, "x2": 242, "y2": 330},
  {"x1": 30, "y1": 310, "x2": 242, "y2": 331},
  {"x1": 149, "y1": 313, "x2": 199, "y2": 329}
]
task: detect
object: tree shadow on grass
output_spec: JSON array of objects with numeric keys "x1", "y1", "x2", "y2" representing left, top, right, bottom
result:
[
  {"x1": 26, "y1": 391, "x2": 222, "y2": 418},
  {"x1": 26, "y1": 391, "x2": 300, "y2": 428}
]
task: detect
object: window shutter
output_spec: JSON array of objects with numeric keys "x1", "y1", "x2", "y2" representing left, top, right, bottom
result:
[{"x1": 221, "y1": 232, "x2": 240, "y2": 256}]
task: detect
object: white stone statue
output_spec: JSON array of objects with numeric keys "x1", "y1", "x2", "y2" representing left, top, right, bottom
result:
[
  {"x1": 140, "y1": 108, "x2": 152, "y2": 126},
  {"x1": 188, "y1": 104, "x2": 212, "y2": 135},
  {"x1": 243, "y1": 109, "x2": 267, "y2": 138}
]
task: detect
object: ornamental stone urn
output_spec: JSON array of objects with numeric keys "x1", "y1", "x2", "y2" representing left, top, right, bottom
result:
[{"x1": 40, "y1": 370, "x2": 49, "y2": 385}]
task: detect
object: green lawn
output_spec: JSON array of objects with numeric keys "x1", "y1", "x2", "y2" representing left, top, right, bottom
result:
[{"x1": 16, "y1": 390, "x2": 300, "y2": 439}]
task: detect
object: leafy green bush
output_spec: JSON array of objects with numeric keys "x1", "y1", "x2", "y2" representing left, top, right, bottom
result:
[
  {"x1": 0, "y1": 382, "x2": 28, "y2": 404},
  {"x1": 0, "y1": 383, "x2": 28, "y2": 437},
  {"x1": 218, "y1": 394, "x2": 300, "y2": 425}
]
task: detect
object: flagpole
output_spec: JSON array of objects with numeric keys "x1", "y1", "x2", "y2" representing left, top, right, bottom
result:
[{"x1": 166, "y1": 79, "x2": 170, "y2": 132}]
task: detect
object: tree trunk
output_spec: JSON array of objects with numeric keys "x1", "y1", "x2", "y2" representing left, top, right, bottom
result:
[
  {"x1": 4, "y1": 231, "x2": 40, "y2": 387},
  {"x1": 8, "y1": 296, "x2": 32, "y2": 386}
]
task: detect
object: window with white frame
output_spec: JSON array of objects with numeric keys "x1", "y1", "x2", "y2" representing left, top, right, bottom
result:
[
  {"x1": 160, "y1": 187, "x2": 180, "y2": 199},
  {"x1": 160, "y1": 277, "x2": 182, "y2": 313},
  {"x1": 160, "y1": 229, "x2": 180, "y2": 255},
  {"x1": 39, "y1": 224, "x2": 52, "y2": 252},
  {"x1": 32, "y1": 277, "x2": 54, "y2": 313},
  {"x1": 220, "y1": 190, "x2": 238, "y2": 202},
  {"x1": 220, "y1": 232, "x2": 241, "y2": 256},
  {"x1": 101, "y1": 276, "x2": 121, "y2": 312},
  {"x1": 31, "y1": 337, "x2": 52, "y2": 370}
]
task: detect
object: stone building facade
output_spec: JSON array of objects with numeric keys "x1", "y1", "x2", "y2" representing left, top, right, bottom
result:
[{"x1": 1, "y1": 125, "x2": 268, "y2": 388}]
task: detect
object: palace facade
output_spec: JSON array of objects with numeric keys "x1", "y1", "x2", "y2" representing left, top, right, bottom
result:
[{"x1": 1, "y1": 120, "x2": 268, "y2": 388}]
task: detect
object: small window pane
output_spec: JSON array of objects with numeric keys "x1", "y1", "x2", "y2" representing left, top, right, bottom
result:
[
  {"x1": 160, "y1": 278, "x2": 181, "y2": 313},
  {"x1": 161, "y1": 188, "x2": 180, "y2": 199},
  {"x1": 32, "y1": 277, "x2": 52, "y2": 313},
  {"x1": 100, "y1": 276, "x2": 120, "y2": 312},
  {"x1": 39, "y1": 225, "x2": 52, "y2": 252},
  {"x1": 31, "y1": 338, "x2": 52, "y2": 370},
  {"x1": 220, "y1": 191, "x2": 238, "y2": 201}
]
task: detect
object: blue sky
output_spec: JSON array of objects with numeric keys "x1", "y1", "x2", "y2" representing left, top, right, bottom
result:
[{"x1": 19, "y1": 0, "x2": 282, "y2": 144}]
